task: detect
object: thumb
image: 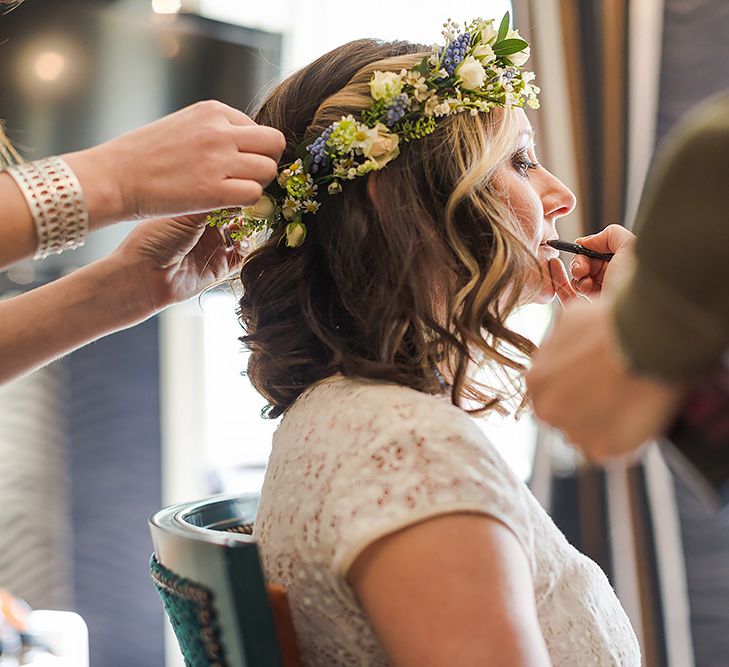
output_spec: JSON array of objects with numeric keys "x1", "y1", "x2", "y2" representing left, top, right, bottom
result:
[{"x1": 576, "y1": 224, "x2": 635, "y2": 255}]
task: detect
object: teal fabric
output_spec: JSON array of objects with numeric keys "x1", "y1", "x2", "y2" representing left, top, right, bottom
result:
[{"x1": 150, "y1": 555, "x2": 228, "y2": 667}]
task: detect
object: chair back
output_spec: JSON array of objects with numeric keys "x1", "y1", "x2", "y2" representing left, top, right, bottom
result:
[{"x1": 149, "y1": 493, "x2": 300, "y2": 667}]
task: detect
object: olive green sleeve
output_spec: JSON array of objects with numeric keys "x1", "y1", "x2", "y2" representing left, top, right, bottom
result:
[{"x1": 613, "y1": 92, "x2": 729, "y2": 382}]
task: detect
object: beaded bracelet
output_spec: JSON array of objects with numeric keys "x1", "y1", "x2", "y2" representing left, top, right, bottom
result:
[{"x1": 5, "y1": 156, "x2": 89, "y2": 260}]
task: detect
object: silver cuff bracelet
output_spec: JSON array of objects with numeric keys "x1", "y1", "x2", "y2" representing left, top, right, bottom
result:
[{"x1": 6, "y1": 156, "x2": 89, "y2": 260}]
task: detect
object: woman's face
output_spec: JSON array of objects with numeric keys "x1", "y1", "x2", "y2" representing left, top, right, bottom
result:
[{"x1": 495, "y1": 108, "x2": 576, "y2": 304}]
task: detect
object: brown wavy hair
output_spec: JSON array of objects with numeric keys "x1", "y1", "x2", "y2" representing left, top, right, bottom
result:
[{"x1": 239, "y1": 39, "x2": 540, "y2": 418}]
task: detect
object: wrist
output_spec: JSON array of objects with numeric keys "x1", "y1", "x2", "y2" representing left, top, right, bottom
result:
[
  {"x1": 89, "y1": 253, "x2": 160, "y2": 327},
  {"x1": 62, "y1": 144, "x2": 127, "y2": 230}
]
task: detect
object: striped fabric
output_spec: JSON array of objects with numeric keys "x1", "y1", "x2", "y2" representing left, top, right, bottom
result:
[
  {"x1": 0, "y1": 361, "x2": 74, "y2": 611},
  {"x1": 531, "y1": 435, "x2": 694, "y2": 667},
  {"x1": 510, "y1": 1, "x2": 729, "y2": 665}
]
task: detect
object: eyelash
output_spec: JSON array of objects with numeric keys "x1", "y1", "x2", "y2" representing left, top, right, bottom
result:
[{"x1": 512, "y1": 150, "x2": 540, "y2": 177}]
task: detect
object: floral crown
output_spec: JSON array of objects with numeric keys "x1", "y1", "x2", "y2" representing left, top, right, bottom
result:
[{"x1": 207, "y1": 13, "x2": 538, "y2": 249}]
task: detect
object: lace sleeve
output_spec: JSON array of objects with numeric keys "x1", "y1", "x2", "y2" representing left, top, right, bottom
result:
[{"x1": 319, "y1": 397, "x2": 537, "y2": 606}]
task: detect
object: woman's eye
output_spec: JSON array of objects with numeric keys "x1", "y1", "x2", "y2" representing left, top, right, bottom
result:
[
  {"x1": 512, "y1": 152, "x2": 539, "y2": 177},
  {"x1": 513, "y1": 157, "x2": 533, "y2": 176}
]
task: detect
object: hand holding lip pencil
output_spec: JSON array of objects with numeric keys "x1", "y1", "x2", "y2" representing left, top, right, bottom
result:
[{"x1": 547, "y1": 224, "x2": 637, "y2": 304}]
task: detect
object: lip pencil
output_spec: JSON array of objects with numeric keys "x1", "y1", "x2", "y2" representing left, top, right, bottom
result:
[{"x1": 546, "y1": 239, "x2": 614, "y2": 262}]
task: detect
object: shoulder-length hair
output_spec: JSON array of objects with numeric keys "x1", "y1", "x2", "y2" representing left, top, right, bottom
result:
[{"x1": 238, "y1": 39, "x2": 539, "y2": 418}]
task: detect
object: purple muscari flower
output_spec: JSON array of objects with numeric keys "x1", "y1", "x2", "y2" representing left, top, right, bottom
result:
[
  {"x1": 440, "y1": 31, "x2": 471, "y2": 76},
  {"x1": 306, "y1": 126, "x2": 333, "y2": 174},
  {"x1": 385, "y1": 93, "x2": 409, "y2": 127}
]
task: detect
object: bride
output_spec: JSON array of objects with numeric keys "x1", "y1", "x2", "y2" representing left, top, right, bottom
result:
[{"x1": 228, "y1": 15, "x2": 640, "y2": 666}]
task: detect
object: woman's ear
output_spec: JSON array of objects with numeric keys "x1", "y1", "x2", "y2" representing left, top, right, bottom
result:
[{"x1": 366, "y1": 172, "x2": 379, "y2": 208}]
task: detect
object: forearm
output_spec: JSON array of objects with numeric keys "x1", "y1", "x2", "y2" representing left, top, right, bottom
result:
[
  {"x1": 0, "y1": 258, "x2": 151, "y2": 384},
  {"x1": 0, "y1": 171, "x2": 36, "y2": 269},
  {"x1": 0, "y1": 145, "x2": 124, "y2": 270}
]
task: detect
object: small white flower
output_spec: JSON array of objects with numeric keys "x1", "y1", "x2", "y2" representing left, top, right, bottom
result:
[
  {"x1": 424, "y1": 96, "x2": 440, "y2": 116},
  {"x1": 327, "y1": 180, "x2": 342, "y2": 195},
  {"x1": 404, "y1": 69, "x2": 430, "y2": 101},
  {"x1": 414, "y1": 86, "x2": 434, "y2": 102},
  {"x1": 370, "y1": 71, "x2": 404, "y2": 101},
  {"x1": 456, "y1": 55, "x2": 487, "y2": 90},
  {"x1": 432, "y1": 101, "x2": 452, "y2": 117},
  {"x1": 282, "y1": 196, "x2": 300, "y2": 221}
]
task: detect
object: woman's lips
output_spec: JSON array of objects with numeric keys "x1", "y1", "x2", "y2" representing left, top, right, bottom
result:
[{"x1": 538, "y1": 242, "x2": 559, "y2": 259}]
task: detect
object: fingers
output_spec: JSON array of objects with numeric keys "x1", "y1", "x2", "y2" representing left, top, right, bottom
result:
[
  {"x1": 218, "y1": 179, "x2": 263, "y2": 208},
  {"x1": 569, "y1": 255, "x2": 592, "y2": 281},
  {"x1": 228, "y1": 152, "x2": 279, "y2": 186},
  {"x1": 569, "y1": 255, "x2": 603, "y2": 296},
  {"x1": 234, "y1": 125, "x2": 286, "y2": 161},
  {"x1": 548, "y1": 258, "x2": 581, "y2": 308},
  {"x1": 576, "y1": 223, "x2": 636, "y2": 254},
  {"x1": 203, "y1": 101, "x2": 256, "y2": 127}
]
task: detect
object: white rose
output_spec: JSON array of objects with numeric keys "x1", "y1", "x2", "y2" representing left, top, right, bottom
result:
[
  {"x1": 508, "y1": 45, "x2": 530, "y2": 67},
  {"x1": 369, "y1": 71, "x2": 404, "y2": 101},
  {"x1": 506, "y1": 28, "x2": 523, "y2": 40},
  {"x1": 473, "y1": 43, "x2": 495, "y2": 63},
  {"x1": 362, "y1": 123, "x2": 400, "y2": 168},
  {"x1": 243, "y1": 193, "x2": 275, "y2": 220},
  {"x1": 285, "y1": 221, "x2": 307, "y2": 248},
  {"x1": 456, "y1": 55, "x2": 487, "y2": 90},
  {"x1": 479, "y1": 23, "x2": 498, "y2": 44}
]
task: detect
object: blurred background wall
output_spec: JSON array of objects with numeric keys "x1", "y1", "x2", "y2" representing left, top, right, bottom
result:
[{"x1": 0, "y1": 2, "x2": 280, "y2": 665}]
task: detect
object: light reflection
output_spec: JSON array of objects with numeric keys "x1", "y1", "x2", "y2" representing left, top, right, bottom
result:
[
  {"x1": 33, "y1": 51, "x2": 65, "y2": 82},
  {"x1": 152, "y1": 0, "x2": 182, "y2": 14}
]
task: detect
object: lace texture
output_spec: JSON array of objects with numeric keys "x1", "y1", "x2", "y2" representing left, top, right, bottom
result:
[{"x1": 255, "y1": 377, "x2": 641, "y2": 666}]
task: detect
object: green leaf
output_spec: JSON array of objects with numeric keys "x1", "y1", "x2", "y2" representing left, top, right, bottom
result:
[
  {"x1": 493, "y1": 38, "x2": 529, "y2": 56},
  {"x1": 497, "y1": 12, "x2": 510, "y2": 42},
  {"x1": 414, "y1": 55, "x2": 430, "y2": 76}
]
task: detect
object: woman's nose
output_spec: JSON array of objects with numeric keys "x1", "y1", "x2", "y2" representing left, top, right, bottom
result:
[{"x1": 542, "y1": 171, "x2": 576, "y2": 221}]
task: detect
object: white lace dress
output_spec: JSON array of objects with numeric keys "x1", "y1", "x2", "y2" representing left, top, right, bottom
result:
[{"x1": 254, "y1": 377, "x2": 641, "y2": 666}]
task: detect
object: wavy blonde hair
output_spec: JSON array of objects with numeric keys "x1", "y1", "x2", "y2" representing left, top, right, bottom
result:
[
  {"x1": 239, "y1": 39, "x2": 540, "y2": 418},
  {"x1": 0, "y1": 124, "x2": 22, "y2": 168}
]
